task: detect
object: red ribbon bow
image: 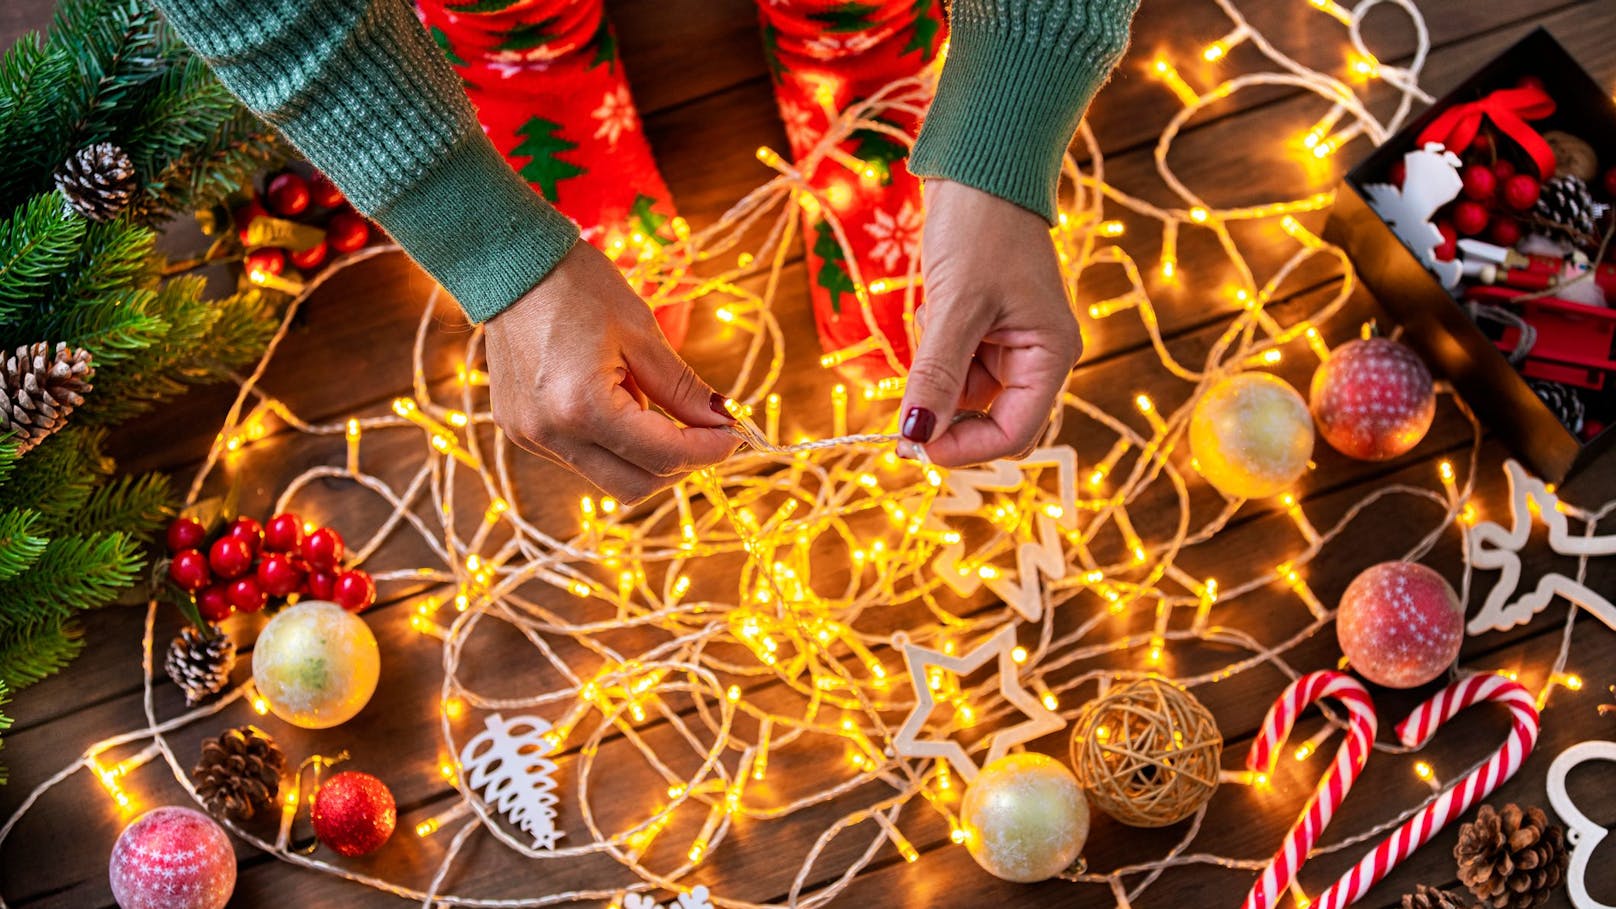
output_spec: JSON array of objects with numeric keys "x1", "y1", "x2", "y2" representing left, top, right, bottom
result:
[{"x1": 1416, "y1": 83, "x2": 1558, "y2": 178}]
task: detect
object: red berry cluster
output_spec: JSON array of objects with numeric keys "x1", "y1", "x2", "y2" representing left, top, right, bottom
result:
[
  {"x1": 234, "y1": 170, "x2": 373, "y2": 280},
  {"x1": 165, "y1": 514, "x2": 376, "y2": 621}
]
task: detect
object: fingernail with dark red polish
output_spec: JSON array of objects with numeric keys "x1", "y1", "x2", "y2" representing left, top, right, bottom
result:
[
  {"x1": 710, "y1": 392, "x2": 734, "y2": 421},
  {"x1": 901, "y1": 406, "x2": 936, "y2": 442}
]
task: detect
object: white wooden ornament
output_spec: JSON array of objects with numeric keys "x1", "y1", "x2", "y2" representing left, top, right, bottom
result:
[
  {"x1": 1364, "y1": 143, "x2": 1465, "y2": 288},
  {"x1": 1545, "y1": 741, "x2": 1616, "y2": 909},
  {"x1": 892, "y1": 625, "x2": 1065, "y2": 783},
  {"x1": 926, "y1": 446, "x2": 1078, "y2": 621},
  {"x1": 459, "y1": 713, "x2": 564, "y2": 850},
  {"x1": 624, "y1": 885, "x2": 713, "y2": 909},
  {"x1": 1466, "y1": 459, "x2": 1616, "y2": 635}
]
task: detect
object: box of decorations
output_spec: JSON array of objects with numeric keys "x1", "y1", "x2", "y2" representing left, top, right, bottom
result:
[{"x1": 1325, "y1": 27, "x2": 1616, "y2": 482}]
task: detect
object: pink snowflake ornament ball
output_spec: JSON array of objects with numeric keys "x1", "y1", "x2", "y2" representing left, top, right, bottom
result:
[
  {"x1": 1337, "y1": 561, "x2": 1464, "y2": 688},
  {"x1": 1310, "y1": 337, "x2": 1435, "y2": 461},
  {"x1": 109, "y1": 806, "x2": 236, "y2": 909}
]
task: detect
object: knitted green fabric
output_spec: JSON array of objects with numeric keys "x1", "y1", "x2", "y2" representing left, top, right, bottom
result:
[
  {"x1": 151, "y1": 0, "x2": 1135, "y2": 322},
  {"x1": 909, "y1": 0, "x2": 1140, "y2": 223},
  {"x1": 150, "y1": 0, "x2": 579, "y2": 323}
]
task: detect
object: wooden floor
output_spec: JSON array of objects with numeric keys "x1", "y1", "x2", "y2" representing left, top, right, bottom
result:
[{"x1": 4, "y1": 1, "x2": 1616, "y2": 907}]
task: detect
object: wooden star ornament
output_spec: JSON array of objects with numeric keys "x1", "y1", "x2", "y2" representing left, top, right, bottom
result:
[{"x1": 891, "y1": 625, "x2": 1065, "y2": 783}]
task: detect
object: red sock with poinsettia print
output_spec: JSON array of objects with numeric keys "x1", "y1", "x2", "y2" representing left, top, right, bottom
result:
[
  {"x1": 757, "y1": 0, "x2": 946, "y2": 386},
  {"x1": 416, "y1": 0, "x2": 688, "y2": 345}
]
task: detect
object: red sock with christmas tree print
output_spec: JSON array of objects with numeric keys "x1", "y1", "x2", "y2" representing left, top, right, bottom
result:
[
  {"x1": 416, "y1": 0, "x2": 688, "y2": 345},
  {"x1": 758, "y1": 0, "x2": 945, "y2": 386}
]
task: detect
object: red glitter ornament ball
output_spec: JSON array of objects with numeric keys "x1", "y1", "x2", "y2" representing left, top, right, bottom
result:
[
  {"x1": 108, "y1": 806, "x2": 235, "y2": 909},
  {"x1": 1337, "y1": 561, "x2": 1462, "y2": 688},
  {"x1": 311, "y1": 771, "x2": 396, "y2": 857},
  {"x1": 1309, "y1": 337, "x2": 1435, "y2": 461}
]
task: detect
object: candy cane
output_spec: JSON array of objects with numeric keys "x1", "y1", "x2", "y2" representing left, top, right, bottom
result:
[
  {"x1": 1314, "y1": 674, "x2": 1540, "y2": 909},
  {"x1": 1243, "y1": 671, "x2": 1379, "y2": 909}
]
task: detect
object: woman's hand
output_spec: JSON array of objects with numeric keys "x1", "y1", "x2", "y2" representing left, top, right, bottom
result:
[
  {"x1": 484, "y1": 241, "x2": 739, "y2": 505},
  {"x1": 896, "y1": 179, "x2": 1082, "y2": 466}
]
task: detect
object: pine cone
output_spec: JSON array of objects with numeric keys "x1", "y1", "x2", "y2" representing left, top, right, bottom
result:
[
  {"x1": 1527, "y1": 378, "x2": 1586, "y2": 436},
  {"x1": 1533, "y1": 174, "x2": 1608, "y2": 244},
  {"x1": 53, "y1": 142, "x2": 136, "y2": 222},
  {"x1": 0, "y1": 342, "x2": 93, "y2": 455},
  {"x1": 193, "y1": 726, "x2": 284, "y2": 821},
  {"x1": 1403, "y1": 884, "x2": 1471, "y2": 909},
  {"x1": 1455, "y1": 804, "x2": 1569, "y2": 909},
  {"x1": 164, "y1": 626, "x2": 236, "y2": 706}
]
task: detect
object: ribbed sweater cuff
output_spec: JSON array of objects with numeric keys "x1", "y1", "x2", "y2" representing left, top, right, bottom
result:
[
  {"x1": 909, "y1": 2, "x2": 1135, "y2": 223},
  {"x1": 378, "y1": 132, "x2": 580, "y2": 323}
]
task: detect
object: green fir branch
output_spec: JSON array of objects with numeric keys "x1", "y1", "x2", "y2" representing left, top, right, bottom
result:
[
  {"x1": 0, "y1": 194, "x2": 88, "y2": 320},
  {"x1": 0, "y1": 508, "x2": 48, "y2": 582},
  {"x1": 0, "y1": 622, "x2": 85, "y2": 691},
  {"x1": 0, "y1": 426, "x2": 112, "y2": 523},
  {"x1": 73, "y1": 472, "x2": 170, "y2": 538},
  {"x1": 0, "y1": 532, "x2": 142, "y2": 633}
]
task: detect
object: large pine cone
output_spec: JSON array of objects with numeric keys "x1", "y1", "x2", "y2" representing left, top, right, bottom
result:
[
  {"x1": 193, "y1": 726, "x2": 285, "y2": 821},
  {"x1": 0, "y1": 342, "x2": 92, "y2": 455},
  {"x1": 1533, "y1": 174, "x2": 1608, "y2": 244},
  {"x1": 1404, "y1": 884, "x2": 1470, "y2": 909},
  {"x1": 164, "y1": 626, "x2": 236, "y2": 706},
  {"x1": 1455, "y1": 804, "x2": 1568, "y2": 909},
  {"x1": 53, "y1": 142, "x2": 136, "y2": 222}
]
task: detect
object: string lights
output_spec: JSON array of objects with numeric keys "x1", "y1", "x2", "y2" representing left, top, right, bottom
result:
[{"x1": 0, "y1": 1, "x2": 1599, "y2": 908}]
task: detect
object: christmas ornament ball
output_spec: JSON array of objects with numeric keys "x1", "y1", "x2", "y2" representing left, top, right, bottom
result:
[
  {"x1": 1337, "y1": 561, "x2": 1463, "y2": 688},
  {"x1": 960, "y1": 753, "x2": 1089, "y2": 883},
  {"x1": 311, "y1": 771, "x2": 396, "y2": 857},
  {"x1": 1309, "y1": 337, "x2": 1435, "y2": 461},
  {"x1": 1189, "y1": 372, "x2": 1314, "y2": 499},
  {"x1": 251, "y1": 599, "x2": 379, "y2": 728},
  {"x1": 108, "y1": 806, "x2": 235, "y2": 909}
]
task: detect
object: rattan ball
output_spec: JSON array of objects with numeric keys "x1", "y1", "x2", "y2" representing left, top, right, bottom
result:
[{"x1": 1069, "y1": 677, "x2": 1222, "y2": 827}]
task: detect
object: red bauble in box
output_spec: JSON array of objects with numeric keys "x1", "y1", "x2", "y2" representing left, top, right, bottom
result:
[
  {"x1": 327, "y1": 211, "x2": 370, "y2": 253},
  {"x1": 1309, "y1": 336, "x2": 1436, "y2": 461},
  {"x1": 1337, "y1": 561, "x2": 1463, "y2": 688},
  {"x1": 233, "y1": 199, "x2": 267, "y2": 244},
  {"x1": 244, "y1": 247, "x2": 285, "y2": 278},
  {"x1": 108, "y1": 807, "x2": 235, "y2": 909},
  {"x1": 311, "y1": 771, "x2": 396, "y2": 857},
  {"x1": 289, "y1": 239, "x2": 328, "y2": 270},
  {"x1": 309, "y1": 171, "x2": 345, "y2": 209},
  {"x1": 265, "y1": 172, "x2": 310, "y2": 217}
]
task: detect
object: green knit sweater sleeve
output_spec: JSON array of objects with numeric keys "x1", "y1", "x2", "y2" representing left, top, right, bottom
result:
[
  {"x1": 150, "y1": 0, "x2": 579, "y2": 323},
  {"x1": 909, "y1": 0, "x2": 1140, "y2": 223}
]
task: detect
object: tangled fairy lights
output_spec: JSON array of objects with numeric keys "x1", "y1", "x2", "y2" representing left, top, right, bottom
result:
[{"x1": 0, "y1": 1, "x2": 1606, "y2": 908}]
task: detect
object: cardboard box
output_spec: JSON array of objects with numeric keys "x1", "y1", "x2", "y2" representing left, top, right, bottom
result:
[{"x1": 1324, "y1": 28, "x2": 1616, "y2": 482}]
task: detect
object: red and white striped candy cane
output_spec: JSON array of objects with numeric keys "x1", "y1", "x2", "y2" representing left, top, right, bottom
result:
[
  {"x1": 1314, "y1": 674, "x2": 1540, "y2": 909},
  {"x1": 1243, "y1": 671, "x2": 1379, "y2": 909}
]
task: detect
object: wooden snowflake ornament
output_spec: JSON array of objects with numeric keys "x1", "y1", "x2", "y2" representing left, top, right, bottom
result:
[
  {"x1": 1467, "y1": 459, "x2": 1616, "y2": 635},
  {"x1": 458, "y1": 713, "x2": 563, "y2": 850},
  {"x1": 1546, "y1": 741, "x2": 1616, "y2": 909}
]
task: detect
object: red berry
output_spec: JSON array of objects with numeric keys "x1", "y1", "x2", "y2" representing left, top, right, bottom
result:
[
  {"x1": 227, "y1": 516, "x2": 263, "y2": 553},
  {"x1": 1434, "y1": 221, "x2": 1458, "y2": 261},
  {"x1": 289, "y1": 239, "x2": 328, "y2": 271},
  {"x1": 166, "y1": 517, "x2": 207, "y2": 554},
  {"x1": 326, "y1": 211, "x2": 370, "y2": 253},
  {"x1": 306, "y1": 569, "x2": 338, "y2": 600},
  {"x1": 1453, "y1": 200, "x2": 1490, "y2": 236},
  {"x1": 208, "y1": 537, "x2": 254, "y2": 580},
  {"x1": 332, "y1": 570, "x2": 376, "y2": 612},
  {"x1": 227, "y1": 576, "x2": 268, "y2": 613},
  {"x1": 1389, "y1": 160, "x2": 1407, "y2": 187},
  {"x1": 263, "y1": 513, "x2": 303, "y2": 553},
  {"x1": 309, "y1": 171, "x2": 346, "y2": 209},
  {"x1": 1461, "y1": 163, "x2": 1497, "y2": 202},
  {"x1": 1602, "y1": 167, "x2": 1616, "y2": 199},
  {"x1": 1493, "y1": 159, "x2": 1517, "y2": 181},
  {"x1": 1502, "y1": 174, "x2": 1541, "y2": 211},
  {"x1": 244, "y1": 247, "x2": 286, "y2": 277},
  {"x1": 301, "y1": 527, "x2": 345, "y2": 571},
  {"x1": 1471, "y1": 133, "x2": 1494, "y2": 155},
  {"x1": 196, "y1": 583, "x2": 233, "y2": 623},
  {"x1": 1488, "y1": 217, "x2": 1522, "y2": 247},
  {"x1": 256, "y1": 553, "x2": 305, "y2": 598},
  {"x1": 265, "y1": 172, "x2": 310, "y2": 217},
  {"x1": 234, "y1": 199, "x2": 268, "y2": 244},
  {"x1": 168, "y1": 549, "x2": 212, "y2": 592}
]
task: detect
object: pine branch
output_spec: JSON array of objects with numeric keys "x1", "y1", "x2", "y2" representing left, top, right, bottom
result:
[
  {"x1": 0, "y1": 508, "x2": 48, "y2": 582},
  {"x1": 0, "y1": 621, "x2": 85, "y2": 691},
  {"x1": 0, "y1": 531, "x2": 142, "y2": 633},
  {"x1": 52, "y1": 0, "x2": 169, "y2": 152},
  {"x1": 0, "y1": 37, "x2": 75, "y2": 205},
  {"x1": 73, "y1": 471, "x2": 169, "y2": 538},
  {"x1": 0, "y1": 194, "x2": 88, "y2": 321},
  {"x1": 0, "y1": 426, "x2": 111, "y2": 521}
]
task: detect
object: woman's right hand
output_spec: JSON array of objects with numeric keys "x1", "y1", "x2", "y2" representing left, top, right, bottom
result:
[{"x1": 484, "y1": 241, "x2": 739, "y2": 505}]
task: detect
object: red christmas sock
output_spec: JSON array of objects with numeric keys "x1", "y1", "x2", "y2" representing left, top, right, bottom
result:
[
  {"x1": 758, "y1": 0, "x2": 946, "y2": 386},
  {"x1": 416, "y1": 0, "x2": 688, "y2": 344}
]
